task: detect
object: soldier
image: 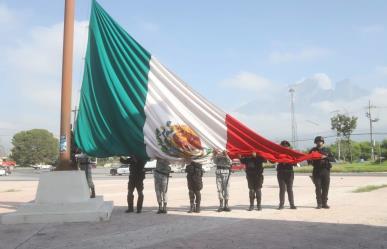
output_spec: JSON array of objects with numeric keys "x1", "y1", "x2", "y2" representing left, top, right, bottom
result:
[
  {"x1": 277, "y1": 140, "x2": 297, "y2": 210},
  {"x1": 121, "y1": 156, "x2": 146, "y2": 213},
  {"x1": 75, "y1": 152, "x2": 96, "y2": 198},
  {"x1": 185, "y1": 160, "x2": 204, "y2": 213},
  {"x1": 154, "y1": 158, "x2": 171, "y2": 214},
  {"x1": 240, "y1": 152, "x2": 265, "y2": 211},
  {"x1": 212, "y1": 149, "x2": 232, "y2": 212},
  {"x1": 309, "y1": 136, "x2": 335, "y2": 209}
]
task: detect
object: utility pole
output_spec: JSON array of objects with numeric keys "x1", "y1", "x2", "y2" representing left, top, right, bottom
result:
[
  {"x1": 72, "y1": 105, "x2": 78, "y2": 128},
  {"x1": 365, "y1": 100, "x2": 379, "y2": 161},
  {"x1": 58, "y1": 0, "x2": 75, "y2": 170},
  {"x1": 289, "y1": 87, "x2": 298, "y2": 149}
]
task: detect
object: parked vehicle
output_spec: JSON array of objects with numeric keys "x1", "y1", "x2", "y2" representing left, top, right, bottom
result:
[
  {"x1": 230, "y1": 158, "x2": 245, "y2": 172},
  {"x1": 0, "y1": 166, "x2": 11, "y2": 176},
  {"x1": 110, "y1": 163, "x2": 126, "y2": 176},
  {"x1": 32, "y1": 164, "x2": 52, "y2": 170}
]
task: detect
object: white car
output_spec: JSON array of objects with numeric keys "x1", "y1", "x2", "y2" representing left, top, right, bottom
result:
[
  {"x1": 116, "y1": 165, "x2": 130, "y2": 175},
  {"x1": 32, "y1": 164, "x2": 52, "y2": 170},
  {"x1": 0, "y1": 168, "x2": 9, "y2": 176}
]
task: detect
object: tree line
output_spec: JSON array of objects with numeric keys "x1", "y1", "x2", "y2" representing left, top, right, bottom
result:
[{"x1": 5, "y1": 113, "x2": 386, "y2": 166}]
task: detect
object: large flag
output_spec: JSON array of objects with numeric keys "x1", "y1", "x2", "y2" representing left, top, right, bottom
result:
[{"x1": 74, "y1": 1, "x2": 320, "y2": 163}]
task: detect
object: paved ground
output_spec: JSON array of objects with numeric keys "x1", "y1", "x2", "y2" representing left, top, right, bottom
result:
[{"x1": 0, "y1": 173, "x2": 387, "y2": 249}]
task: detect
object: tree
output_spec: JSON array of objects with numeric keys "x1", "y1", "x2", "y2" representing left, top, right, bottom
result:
[
  {"x1": 10, "y1": 129, "x2": 58, "y2": 166},
  {"x1": 331, "y1": 114, "x2": 358, "y2": 162}
]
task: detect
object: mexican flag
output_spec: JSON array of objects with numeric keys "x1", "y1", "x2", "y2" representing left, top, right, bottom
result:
[{"x1": 74, "y1": 1, "x2": 319, "y2": 163}]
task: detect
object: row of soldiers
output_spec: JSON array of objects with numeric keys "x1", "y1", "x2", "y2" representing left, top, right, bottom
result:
[{"x1": 105, "y1": 135, "x2": 334, "y2": 214}]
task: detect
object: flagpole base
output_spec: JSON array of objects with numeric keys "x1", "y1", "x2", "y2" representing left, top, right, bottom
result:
[{"x1": 1, "y1": 171, "x2": 113, "y2": 224}]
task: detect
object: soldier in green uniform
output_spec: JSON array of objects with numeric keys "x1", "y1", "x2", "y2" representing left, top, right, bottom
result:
[{"x1": 154, "y1": 158, "x2": 171, "y2": 214}]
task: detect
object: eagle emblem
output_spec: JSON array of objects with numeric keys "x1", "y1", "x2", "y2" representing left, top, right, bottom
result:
[{"x1": 155, "y1": 121, "x2": 211, "y2": 159}]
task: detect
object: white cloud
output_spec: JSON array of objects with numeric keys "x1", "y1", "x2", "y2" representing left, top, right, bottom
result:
[
  {"x1": 4, "y1": 20, "x2": 88, "y2": 108},
  {"x1": 269, "y1": 47, "x2": 332, "y2": 64},
  {"x1": 356, "y1": 24, "x2": 384, "y2": 34},
  {"x1": 221, "y1": 72, "x2": 271, "y2": 91},
  {"x1": 310, "y1": 73, "x2": 333, "y2": 90}
]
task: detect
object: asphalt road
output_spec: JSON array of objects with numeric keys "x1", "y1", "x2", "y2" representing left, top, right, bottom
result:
[{"x1": 1, "y1": 167, "x2": 387, "y2": 181}]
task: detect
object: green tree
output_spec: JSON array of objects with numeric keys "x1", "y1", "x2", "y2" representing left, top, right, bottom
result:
[
  {"x1": 331, "y1": 114, "x2": 358, "y2": 162},
  {"x1": 10, "y1": 129, "x2": 58, "y2": 166}
]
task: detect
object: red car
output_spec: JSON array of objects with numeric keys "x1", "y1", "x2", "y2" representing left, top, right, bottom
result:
[{"x1": 230, "y1": 158, "x2": 245, "y2": 172}]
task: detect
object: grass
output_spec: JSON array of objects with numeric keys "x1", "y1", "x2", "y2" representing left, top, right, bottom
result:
[
  {"x1": 352, "y1": 184, "x2": 387, "y2": 193},
  {"x1": 294, "y1": 161, "x2": 387, "y2": 173}
]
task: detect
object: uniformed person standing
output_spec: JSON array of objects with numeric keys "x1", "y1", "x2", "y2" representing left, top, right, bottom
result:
[
  {"x1": 154, "y1": 158, "x2": 171, "y2": 214},
  {"x1": 212, "y1": 149, "x2": 232, "y2": 212},
  {"x1": 121, "y1": 156, "x2": 146, "y2": 213},
  {"x1": 240, "y1": 152, "x2": 265, "y2": 211},
  {"x1": 277, "y1": 140, "x2": 297, "y2": 210},
  {"x1": 185, "y1": 160, "x2": 204, "y2": 213},
  {"x1": 76, "y1": 152, "x2": 96, "y2": 198},
  {"x1": 309, "y1": 136, "x2": 335, "y2": 209}
]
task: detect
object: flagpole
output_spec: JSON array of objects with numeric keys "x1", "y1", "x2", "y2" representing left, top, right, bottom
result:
[{"x1": 57, "y1": 0, "x2": 75, "y2": 170}]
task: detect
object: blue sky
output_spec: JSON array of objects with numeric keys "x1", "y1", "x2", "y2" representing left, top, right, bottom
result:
[{"x1": 0, "y1": 0, "x2": 387, "y2": 153}]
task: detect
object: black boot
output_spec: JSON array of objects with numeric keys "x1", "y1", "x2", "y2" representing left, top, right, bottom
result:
[
  {"x1": 248, "y1": 190, "x2": 254, "y2": 211},
  {"x1": 126, "y1": 195, "x2": 134, "y2": 213},
  {"x1": 322, "y1": 201, "x2": 330, "y2": 209},
  {"x1": 90, "y1": 187, "x2": 96, "y2": 198},
  {"x1": 195, "y1": 202, "x2": 201, "y2": 213},
  {"x1": 278, "y1": 204, "x2": 284, "y2": 210},
  {"x1": 162, "y1": 202, "x2": 168, "y2": 214},
  {"x1": 188, "y1": 202, "x2": 195, "y2": 213},
  {"x1": 288, "y1": 190, "x2": 296, "y2": 209},
  {"x1": 223, "y1": 199, "x2": 231, "y2": 212},
  {"x1": 217, "y1": 199, "x2": 224, "y2": 212},
  {"x1": 256, "y1": 189, "x2": 262, "y2": 211},
  {"x1": 137, "y1": 194, "x2": 144, "y2": 213},
  {"x1": 157, "y1": 202, "x2": 163, "y2": 214}
]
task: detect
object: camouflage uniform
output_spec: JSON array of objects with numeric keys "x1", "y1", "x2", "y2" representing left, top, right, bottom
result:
[
  {"x1": 121, "y1": 156, "x2": 146, "y2": 213},
  {"x1": 213, "y1": 153, "x2": 232, "y2": 212},
  {"x1": 154, "y1": 158, "x2": 171, "y2": 214},
  {"x1": 76, "y1": 153, "x2": 95, "y2": 198},
  {"x1": 185, "y1": 161, "x2": 204, "y2": 213}
]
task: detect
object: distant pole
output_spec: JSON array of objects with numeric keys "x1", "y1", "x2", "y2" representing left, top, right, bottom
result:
[
  {"x1": 72, "y1": 105, "x2": 78, "y2": 128},
  {"x1": 366, "y1": 100, "x2": 378, "y2": 162},
  {"x1": 289, "y1": 88, "x2": 298, "y2": 149},
  {"x1": 58, "y1": 0, "x2": 75, "y2": 170}
]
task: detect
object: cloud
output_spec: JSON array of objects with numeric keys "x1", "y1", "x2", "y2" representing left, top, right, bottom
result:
[
  {"x1": 4, "y1": 20, "x2": 88, "y2": 106},
  {"x1": 269, "y1": 47, "x2": 332, "y2": 64},
  {"x1": 220, "y1": 72, "x2": 271, "y2": 91},
  {"x1": 0, "y1": 19, "x2": 88, "y2": 145},
  {"x1": 304, "y1": 73, "x2": 333, "y2": 90},
  {"x1": 356, "y1": 24, "x2": 384, "y2": 34}
]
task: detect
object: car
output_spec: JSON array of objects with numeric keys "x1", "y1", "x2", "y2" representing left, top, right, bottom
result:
[
  {"x1": 230, "y1": 158, "x2": 245, "y2": 172},
  {"x1": 32, "y1": 164, "x2": 52, "y2": 170},
  {"x1": 110, "y1": 163, "x2": 127, "y2": 176},
  {"x1": 116, "y1": 165, "x2": 129, "y2": 175},
  {"x1": 0, "y1": 166, "x2": 11, "y2": 176}
]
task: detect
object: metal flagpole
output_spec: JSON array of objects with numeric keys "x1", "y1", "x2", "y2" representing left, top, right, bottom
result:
[{"x1": 58, "y1": 0, "x2": 75, "y2": 170}]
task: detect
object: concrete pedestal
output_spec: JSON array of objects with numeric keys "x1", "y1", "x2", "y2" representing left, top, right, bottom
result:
[{"x1": 1, "y1": 171, "x2": 113, "y2": 224}]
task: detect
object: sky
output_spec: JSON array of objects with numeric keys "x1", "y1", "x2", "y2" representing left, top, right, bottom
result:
[{"x1": 0, "y1": 0, "x2": 387, "y2": 154}]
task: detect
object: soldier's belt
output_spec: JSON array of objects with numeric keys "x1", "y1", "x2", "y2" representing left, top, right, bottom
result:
[{"x1": 216, "y1": 169, "x2": 230, "y2": 174}]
